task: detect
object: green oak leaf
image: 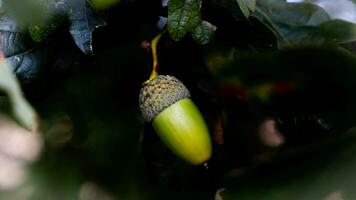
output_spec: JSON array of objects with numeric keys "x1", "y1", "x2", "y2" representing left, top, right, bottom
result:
[
  {"x1": 168, "y1": 0, "x2": 216, "y2": 44},
  {"x1": 192, "y1": 20, "x2": 217, "y2": 45},
  {"x1": 168, "y1": 0, "x2": 202, "y2": 41}
]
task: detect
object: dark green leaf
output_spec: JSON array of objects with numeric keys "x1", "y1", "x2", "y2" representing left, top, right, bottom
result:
[
  {"x1": 253, "y1": 0, "x2": 332, "y2": 48},
  {"x1": 29, "y1": 16, "x2": 66, "y2": 43},
  {"x1": 192, "y1": 20, "x2": 217, "y2": 45},
  {"x1": 310, "y1": 19, "x2": 356, "y2": 44},
  {"x1": 168, "y1": 0, "x2": 202, "y2": 41},
  {"x1": 67, "y1": 0, "x2": 106, "y2": 55},
  {"x1": 219, "y1": 0, "x2": 356, "y2": 48},
  {"x1": 4, "y1": 0, "x2": 46, "y2": 28},
  {"x1": 167, "y1": 0, "x2": 216, "y2": 44},
  {"x1": 90, "y1": 0, "x2": 121, "y2": 10},
  {"x1": 219, "y1": 0, "x2": 245, "y2": 18},
  {"x1": 19, "y1": 0, "x2": 106, "y2": 54}
]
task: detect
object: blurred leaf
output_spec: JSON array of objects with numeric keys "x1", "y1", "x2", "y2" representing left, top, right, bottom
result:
[
  {"x1": 219, "y1": 0, "x2": 356, "y2": 48},
  {"x1": 6, "y1": 0, "x2": 106, "y2": 54},
  {"x1": 247, "y1": 0, "x2": 256, "y2": 11},
  {"x1": 90, "y1": 0, "x2": 121, "y2": 10},
  {"x1": 237, "y1": 0, "x2": 250, "y2": 18},
  {"x1": 223, "y1": 131, "x2": 356, "y2": 200},
  {"x1": 236, "y1": 0, "x2": 256, "y2": 18},
  {"x1": 0, "y1": 54, "x2": 37, "y2": 131},
  {"x1": 27, "y1": 0, "x2": 72, "y2": 43},
  {"x1": 192, "y1": 21, "x2": 217, "y2": 45},
  {"x1": 29, "y1": 15, "x2": 67, "y2": 43},
  {"x1": 212, "y1": 47, "x2": 356, "y2": 132},
  {"x1": 252, "y1": 0, "x2": 330, "y2": 48},
  {"x1": 4, "y1": 0, "x2": 46, "y2": 28},
  {"x1": 310, "y1": 20, "x2": 356, "y2": 44}
]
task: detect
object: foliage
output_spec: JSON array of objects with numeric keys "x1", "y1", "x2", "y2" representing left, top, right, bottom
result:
[
  {"x1": 0, "y1": 0, "x2": 356, "y2": 200},
  {"x1": 167, "y1": 0, "x2": 217, "y2": 44},
  {"x1": 0, "y1": 55, "x2": 37, "y2": 131}
]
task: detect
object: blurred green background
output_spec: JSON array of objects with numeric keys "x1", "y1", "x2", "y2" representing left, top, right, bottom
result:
[{"x1": 1, "y1": 0, "x2": 356, "y2": 200}]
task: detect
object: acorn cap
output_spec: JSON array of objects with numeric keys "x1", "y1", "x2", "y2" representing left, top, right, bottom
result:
[{"x1": 139, "y1": 75, "x2": 191, "y2": 122}]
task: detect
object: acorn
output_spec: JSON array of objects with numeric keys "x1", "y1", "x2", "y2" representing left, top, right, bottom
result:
[{"x1": 139, "y1": 75, "x2": 212, "y2": 165}]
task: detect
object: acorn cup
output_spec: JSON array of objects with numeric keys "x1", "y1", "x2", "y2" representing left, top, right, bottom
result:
[{"x1": 139, "y1": 75, "x2": 212, "y2": 165}]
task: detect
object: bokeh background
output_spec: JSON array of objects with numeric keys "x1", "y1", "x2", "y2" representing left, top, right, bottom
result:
[{"x1": 1, "y1": 0, "x2": 356, "y2": 199}]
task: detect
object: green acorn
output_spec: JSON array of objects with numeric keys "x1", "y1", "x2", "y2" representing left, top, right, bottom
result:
[{"x1": 139, "y1": 75, "x2": 212, "y2": 165}]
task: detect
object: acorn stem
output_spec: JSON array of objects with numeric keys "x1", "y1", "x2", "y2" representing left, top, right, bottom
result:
[{"x1": 144, "y1": 29, "x2": 167, "y2": 84}]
